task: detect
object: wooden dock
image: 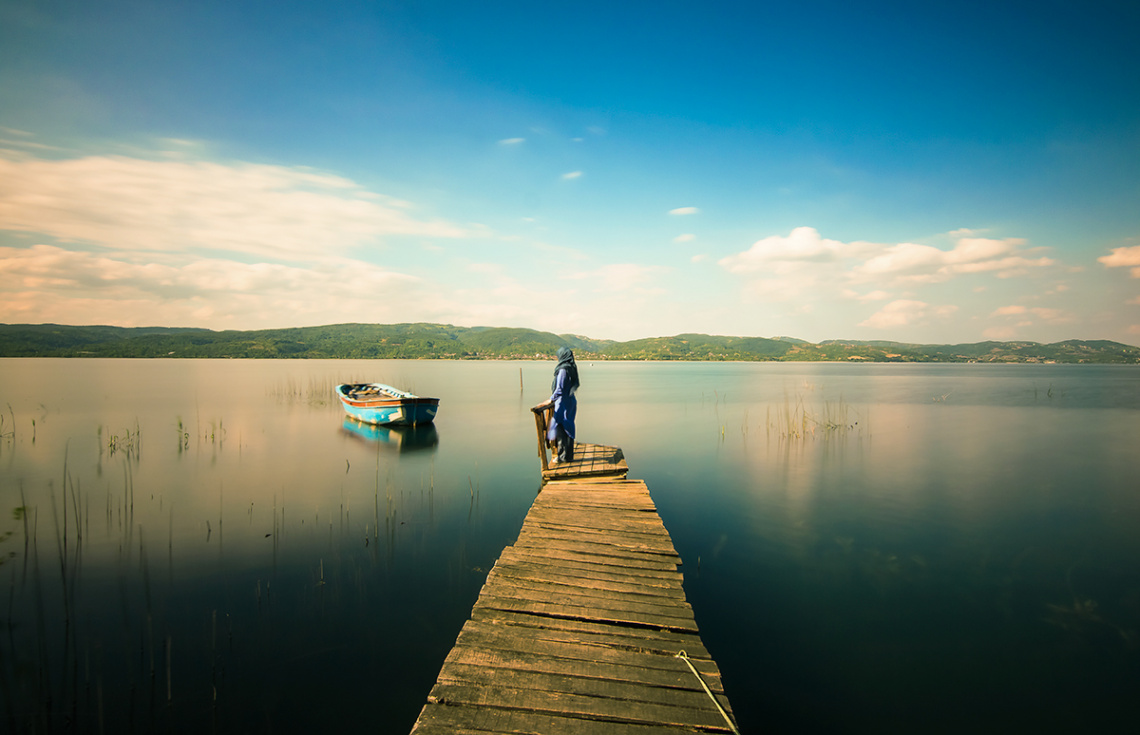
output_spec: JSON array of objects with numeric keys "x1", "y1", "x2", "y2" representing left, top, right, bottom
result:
[{"x1": 409, "y1": 410, "x2": 736, "y2": 733}]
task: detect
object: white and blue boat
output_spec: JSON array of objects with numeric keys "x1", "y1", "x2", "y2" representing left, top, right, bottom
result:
[{"x1": 335, "y1": 383, "x2": 439, "y2": 426}]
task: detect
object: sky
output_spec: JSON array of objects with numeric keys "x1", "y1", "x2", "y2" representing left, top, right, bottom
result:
[{"x1": 1, "y1": 0, "x2": 1139, "y2": 345}]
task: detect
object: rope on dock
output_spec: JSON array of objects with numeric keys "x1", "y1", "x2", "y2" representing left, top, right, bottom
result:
[{"x1": 675, "y1": 650, "x2": 740, "y2": 735}]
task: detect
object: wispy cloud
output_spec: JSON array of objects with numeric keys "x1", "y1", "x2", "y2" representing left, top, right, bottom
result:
[
  {"x1": 498, "y1": 137, "x2": 525, "y2": 145},
  {"x1": 673, "y1": 233, "x2": 695, "y2": 243},
  {"x1": 668, "y1": 206, "x2": 699, "y2": 215},
  {"x1": 567, "y1": 263, "x2": 669, "y2": 292},
  {"x1": 1099, "y1": 245, "x2": 1140, "y2": 277},
  {"x1": 0, "y1": 243, "x2": 425, "y2": 328},
  {"x1": 561, "y1": 171, "x2": 583, "y2": 180},
  {"x1": 859, "y1": 300, "x2": 958, "y2": 329},
  {"x1": 0, "y1": 151, "x2": 469, "y2": 262},
  {"x1": 852, "y1": 236, "x2": 1054, "y2": 283},
  {"x1": 991, "y1": 304, "x2": 1073, "y2": 323}
]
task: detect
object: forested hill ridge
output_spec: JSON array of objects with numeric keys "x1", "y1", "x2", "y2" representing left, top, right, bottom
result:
[{"x1": 1, "y1": 323, "x2": 1138, "y2": 363}]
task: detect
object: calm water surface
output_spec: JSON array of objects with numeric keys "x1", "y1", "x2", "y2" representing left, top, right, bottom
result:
[{"x1": 1, "y1": 359, "x2": 1137, "y2": 733}]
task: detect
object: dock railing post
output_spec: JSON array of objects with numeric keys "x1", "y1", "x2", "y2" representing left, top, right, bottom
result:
[{"x1": 530, "y1": 405, "x2": 551, "y2": 472}]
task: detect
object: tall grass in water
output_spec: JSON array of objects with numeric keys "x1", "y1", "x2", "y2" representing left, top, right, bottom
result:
[
  {"x1": 0, "y1": 453, "x2": 196, "y2": 732},
  {"x1": 1, "y1": 400, "x2": 442, "y2": 733},
  {"x1": 268, "y1": 376, "x2": 352, "y2": 406},
  {"x1": 766, "y1": 392, "x2": 866, "y2": 440}
]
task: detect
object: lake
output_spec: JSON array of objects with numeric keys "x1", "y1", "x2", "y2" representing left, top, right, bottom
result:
[{"x1": 1, "y1": 358, "x2": 1138, "y2": 733}]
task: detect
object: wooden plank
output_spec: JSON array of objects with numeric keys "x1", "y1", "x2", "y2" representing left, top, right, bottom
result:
[
  {"x1": 433, "y1": 663, "x2": 726, "y2": 712},
  {"x1": 458, "y1": 615, "x2": 716, "y2": 662},
  {"x1": 487, "y1": 562, "x2": 685, "y2": 598},
  {"x1": 480, "y1": 567, "x2": 692, "y2": 613},
  {"x1": 511, "y1": 536, "x2": 680, "y2": 566},
  {"x1": 472, "y1": 592, "x2": 698, "y2": 633},
  {"x1": 439, "y1": 647, "x2": 719, "y2": 694},
  {"x1": 523, "y1": 521, "x2": 676, "y2": 548},
  {"x1": 493, "y1": 551, "x2": 687, "y2": 592},
  {"x1": 446, "y1": 624, "x2": 723, "y2": 685},
  {"x1": 427, "y1": 683, "x2": 732, "y2": 732},
  {"x1": 518, "y1": 521, "x2": 674, "y2": 544},
  {"x1": 498, "y1": 545, "x2": 680, "y2": 574},
  {"x1": 541, "y1": 480, "x2": 651, "y2": 497},
  {"x1": 467, "y1": 610, "x2": 714, "y2": 659},
  {"x1": 411, "y1": 705, "x2": 716, "y2": 735},
  {"x1": 515, "y1": 527, "x2": 680, "y2": 558},
  {"x1": 484, "y1": 565, "x2": 688, "y2": 603},
  {"x1": 525, "y1": 509, "x2": 669, "y2": 532}
]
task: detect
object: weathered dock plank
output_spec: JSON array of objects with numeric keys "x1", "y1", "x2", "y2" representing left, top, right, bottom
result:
[
  {"x1": 410, "y1": 470, "x2": 737, "y2": 734},
  {"x1": 466, "y1": 609, "x2": 716, "y2": 660}
]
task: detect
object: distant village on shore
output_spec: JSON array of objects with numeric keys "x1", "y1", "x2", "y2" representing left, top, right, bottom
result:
[{"x1": 2, "y1": 323, "x2": 1138, "y2": 364}]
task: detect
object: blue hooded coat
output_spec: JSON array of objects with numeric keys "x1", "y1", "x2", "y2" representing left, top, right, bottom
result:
[{"x1": 547, "y1": 347, "x2": 579, "y2": 442}]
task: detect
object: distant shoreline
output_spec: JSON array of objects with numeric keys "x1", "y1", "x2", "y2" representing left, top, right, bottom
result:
[{"x1": 2, "y1": 322, "x2": 1138, "y2": 364}]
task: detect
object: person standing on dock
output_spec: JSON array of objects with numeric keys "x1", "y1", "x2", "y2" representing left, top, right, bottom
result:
[{"x1": 534, "y1": 346, "x2": 579, "y2": 463}]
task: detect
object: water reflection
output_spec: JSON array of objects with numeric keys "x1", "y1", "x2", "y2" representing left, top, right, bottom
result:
[
  {"x1": 1, "y1": 359, "x2": 1139, "y2": 734},
  {"x1": 340, "y1": 417, "x2": 440, "y2": 452}
]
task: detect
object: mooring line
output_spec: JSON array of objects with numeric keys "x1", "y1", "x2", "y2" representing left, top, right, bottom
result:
[{"x1": 675, "y1": 650, "x2": 740, "y2": 734}]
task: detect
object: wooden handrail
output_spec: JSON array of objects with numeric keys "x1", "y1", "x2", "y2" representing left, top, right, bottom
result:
[{"x1": 530, "y1": 405, "x2": 553, "y2": 471}]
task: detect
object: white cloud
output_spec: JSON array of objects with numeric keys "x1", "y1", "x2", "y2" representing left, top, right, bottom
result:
[
  {"x1": 0, "y1": 243, "x2": 425, "y2": 328},
  {"x1": 990, "y1": 304, "x2": 1074, "y2": 324},
  {"x1": 1099, "y1": 245, "x2": 1140, "y2": 277},
  {"x1": 668, "y1": 207, "x2": 699, "y2": 215},
  {"x1": 852, "y1": 236, "x2": 1053, "y2": 283},
  {"x1": 673, "y1": 233, "x2": 695, "y2": 243},
  {"x1": 0, "y1": 151, "x2": 469, "y2": 262},
  {"x1": 498, "y1": 137, "x2": 525, "y2": 145},
  {"x1": 691, "y1": 254, "x2": 707, "y2": 263},
  {"x1": 859, "y1": 299, "x2": 958, "y2": 329},
  {"x1": 1030, "y1": 307, "x2": 1068, "y2": 322},
  {"x1": 719, "y1": 227, "x2": 1058, "y2": 310},
  {"x1": 1129, "y1": 296, "x2": 1140, "y2": 306},
  {"x1": 561, "y1": 171, "x2": 583, "y2": 180},
  {"x1": 719, "y1": 227, "x2": 867, "y2": 275}
]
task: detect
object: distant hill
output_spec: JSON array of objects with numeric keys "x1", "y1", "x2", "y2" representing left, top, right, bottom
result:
[{"x1": 1, "y1": 323, "x2": 1138, "y2": 363}]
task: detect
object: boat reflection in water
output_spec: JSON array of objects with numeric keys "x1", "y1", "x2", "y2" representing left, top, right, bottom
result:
[{"x1": 341, "y1": 416, "x2": 440, "y2": 452}]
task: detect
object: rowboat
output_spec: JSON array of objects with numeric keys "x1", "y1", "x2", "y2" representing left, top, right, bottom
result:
[{"x1": 335, "y1": 383, "x2": 440, "y2": 426}]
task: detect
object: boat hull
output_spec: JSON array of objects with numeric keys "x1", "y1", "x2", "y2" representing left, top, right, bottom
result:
[{"x1": 336, "y1": 384, "x2": 439, "y2": 426}]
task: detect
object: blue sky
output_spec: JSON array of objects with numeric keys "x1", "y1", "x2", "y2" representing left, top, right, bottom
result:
[{"x1": 2, "y1": 0, "x2": 1138, "y2": 344}]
